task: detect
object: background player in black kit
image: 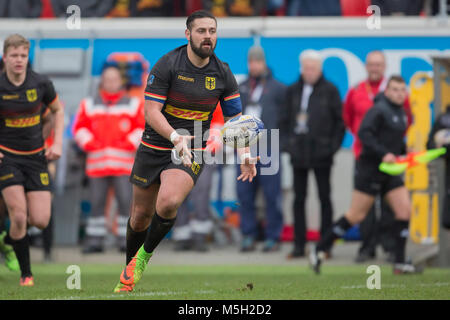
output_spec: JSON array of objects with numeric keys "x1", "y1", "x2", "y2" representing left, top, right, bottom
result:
[
  {"x1": 114, "y1": 10, "x2": 259, "y2": 293},
  {"x1": 309, "y1": 76, "x2": 420, "y2": 275},
  {"x1": 0, "y1": 34, "x2": 64, "y2": 286}
]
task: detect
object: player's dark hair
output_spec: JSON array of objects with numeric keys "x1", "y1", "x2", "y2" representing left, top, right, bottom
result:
[
  {"x1": 186, "y1": 10, "x2": 217, "y2": 31},
  {"x1": 387, "y1": 75, "x2": 405, "y2": 87}
]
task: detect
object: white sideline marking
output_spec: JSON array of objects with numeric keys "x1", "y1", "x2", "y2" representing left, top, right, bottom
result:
[
  {"x1": 341, "y1": 282, "x2": 449, "y2": 289},
  {"x1": 418, "y1": 282, "x2": 450, "y2": 287},
  {"x1": 46, "y1": 291, "x2": 183, "y2": 300},
  {"x1": 45, "y1": 289, "x2": 217, "y2": 300}
]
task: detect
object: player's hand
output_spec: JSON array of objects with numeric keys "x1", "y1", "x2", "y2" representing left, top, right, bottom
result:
[
  {"x1": 382, "y1": 153, "x2": 396, "y2": 164},
  {"x1": 0, "y1": 151, "x2": 3, "y2": 164},
  {"x1": 45, "y1": 143, "x2": 62, "y2": 161},
  {"x1": 237, "y1": 155, "x2": 260, "y2": 182},
  {"x1": 173, "y1": 135, "x2": 195, "y2": 167}
]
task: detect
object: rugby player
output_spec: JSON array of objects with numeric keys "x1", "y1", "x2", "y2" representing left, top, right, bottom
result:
[
  {"x1": 114, "y1": 10, "x2": 258, "y2": 292},
  {"x1": 0, "y1": 58, "x2": 20, "y2": 272},
  {"x1": 309, "y1": 76, "x2": 419, "y2": 275},
  {"x1": 0, "y1": 34, "x2": 64, "y2": 286}
]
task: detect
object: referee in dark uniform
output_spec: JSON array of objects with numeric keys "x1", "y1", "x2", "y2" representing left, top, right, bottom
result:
[
  {"x1": 310, "y1": 75, "x2": 420, "y2": 275},
  {"x1": 114, "y1": 10, "x2": 259, "y2": 293},
  {"x1": 0, "y1": 34, "x2": 64, "y2": 286}
]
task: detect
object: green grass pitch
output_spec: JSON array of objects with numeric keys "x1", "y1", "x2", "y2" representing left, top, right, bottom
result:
[{"x1": 0, "y1": 264, "x2": 449, "y2": 300}]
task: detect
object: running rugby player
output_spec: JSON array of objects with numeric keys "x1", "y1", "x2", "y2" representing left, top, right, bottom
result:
[
  {"x1": 114, "y1": 10, "x2": 258, "y2": 292},
  {"x1": 0, "y1": 34, "x2": 64, "y2": 286}
]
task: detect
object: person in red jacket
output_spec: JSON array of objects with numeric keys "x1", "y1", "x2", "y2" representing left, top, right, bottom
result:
[
  {"x1": 343, "y1": 50, "x2": 412, "y2": 263},
  {"x1": 73, "y1": 66, "x2": 145, "y2": 253}
]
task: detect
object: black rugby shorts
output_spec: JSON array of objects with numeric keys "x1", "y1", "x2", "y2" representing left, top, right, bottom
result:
[
  {"x1": 0, "y1": 150, "x2": 51, "y2": 192},
  {"x1": 130, "y1": 144, "x2": 205, "y2": 188}
]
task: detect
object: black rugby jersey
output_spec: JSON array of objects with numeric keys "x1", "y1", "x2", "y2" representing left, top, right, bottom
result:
[
  {"x1": 143, "y1": 45, "x2": 241, "y2": 150},
  {"x1": 0, "y1": 69, "x2": 57, "y2": 154}
]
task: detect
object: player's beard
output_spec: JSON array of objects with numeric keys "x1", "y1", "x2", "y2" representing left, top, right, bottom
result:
[{"x1": 190, "y1": 36, "x2": 216, "y2": 59}]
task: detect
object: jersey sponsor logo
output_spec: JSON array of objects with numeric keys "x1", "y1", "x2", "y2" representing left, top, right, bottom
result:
[
  {"x1": 177, "y1": 75, "x2": 195, "y2": 83},
  {"x1": 26, "y1": 89, "x2": 38, "y2": 102},
  {"x1": 165, "y1": 104, "x2": 210, "y2": 121},
  {"x1": 2, "y1": 94, "x2": 19, "y2": 100},
  {"x1": 205, "y1": 77, "x2": 216, "y2": 90},
  {"x1": 0, "y1": 173, "x2": 14, "y2": 181},
  {"x1": 5, "y1": 115, "x2": 40, "y2": 128},
  {"x1": 40, "y1": 173, "x2": 49, "y2": 186}
]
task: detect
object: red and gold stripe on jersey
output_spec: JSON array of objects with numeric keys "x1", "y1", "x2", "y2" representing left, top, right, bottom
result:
[{"x1": 144, "y1": 92, "x2": 167, "y2": 104}]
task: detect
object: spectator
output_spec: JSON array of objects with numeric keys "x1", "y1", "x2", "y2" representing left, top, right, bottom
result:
[
  {"x1": 40, "y1": 0, "x2": 56, "y2": 18},
  {"x1": 343, "y1": 50, "x2": 412, "y2": 263},
  {"x1": 340, "y1": 0, "x2": 370, "y2": 16},
  {"x1": 72, "y1": 66, "x2": 145, "y2": 253},
  {"x1": 107, "y1": 0, "x2": 132, "y2": 17},
  {"x1": 286, "y1": 0, "x2": 341, "y2": 16},
  {"x1": 280, "y1": 50, "x2": 345, "y2": 258},
  {"x1": 371, "y1": 0, "x2": 424, "y2": 15},
  {"x1": 108, "y1": 0, "x2": 174, "y2": 17},
  {"x1": 237, "y1": 46, "x2": 286, "y2": 252},
  {"x1": 427, "y1": 104, "x2": 450, "y2": 229},
  {"x1": 51, "y1": 0, "x2": 115, "y2": 17},
  {"x1": 202, "y1": 0, "x2": 228, "y2": 17},
  {"x1": 129, "y1": 0, "x2": 173, "y2": 17},
  {"x1": 182, "y1": 0, "x2": 205, "y2": 16},
  {"x1": 431, "y1": 0, "x2": 450, "y2": 15},
  {"x1": 266, "y1": 0, "x2": 285, "y2": 15},
  {"x1": 0, "y1": 0, "x2": 42, "y2": 18},
  {"x1": 202, "y1": 0, "x2": 265, "y2": 17}
]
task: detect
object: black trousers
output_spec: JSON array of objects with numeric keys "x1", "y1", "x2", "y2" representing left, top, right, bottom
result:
[
  {"x1": 358, "y1": 196, "x2": 396, "y2": 255},
  {"x1": 443, "y1": 162, "x2": 450, "y2": 229},
  {"x1": 293, "y1": 166, "x2": 333, "y2": 250}
]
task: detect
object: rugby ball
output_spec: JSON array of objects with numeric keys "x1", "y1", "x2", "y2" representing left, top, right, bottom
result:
[{"x1": 221, "y1": 115, "x2": 264, "y2": 148}]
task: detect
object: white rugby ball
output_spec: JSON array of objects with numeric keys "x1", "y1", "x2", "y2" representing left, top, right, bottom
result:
[{"x1": 221, "y1": 115, "x2": 264, "y2": 148}]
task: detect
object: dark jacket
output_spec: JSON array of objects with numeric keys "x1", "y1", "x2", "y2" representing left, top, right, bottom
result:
[
  {"x1": 280, "y1": 75, "x2": 345, "y2": 168},
  {"x1": 358, "y1": 93, "x2": 408, "y2": 165},
  {"x1": 427, "y1": 107, "x2": 450, "y2": 163},
  {"x1": 51, "y1": 0, "x2": 115, "y2": 17},
  {"x1": 0, "y1": 0, "x2": 42, "y2": 18},
  {"x1": 239, "y1": 70, "x2": 286, "y2": 155}
]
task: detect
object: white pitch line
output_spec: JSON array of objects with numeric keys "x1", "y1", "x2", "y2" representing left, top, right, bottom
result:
[
  {"x1": 341, "y1": 284, "x2": 405, "y2": 289},
  {"x1": 341, "y1": 282, "x2": 449, "y2": 289},
  {"x1": 45, "y1": 291, "x2": 184, "y2": 300},
  {"x1": 418, "y1": 282, "x2": 450, "y2": 287},
  {"x1": 44, "y1": 289, "x2": 217, "y2": 300}
]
